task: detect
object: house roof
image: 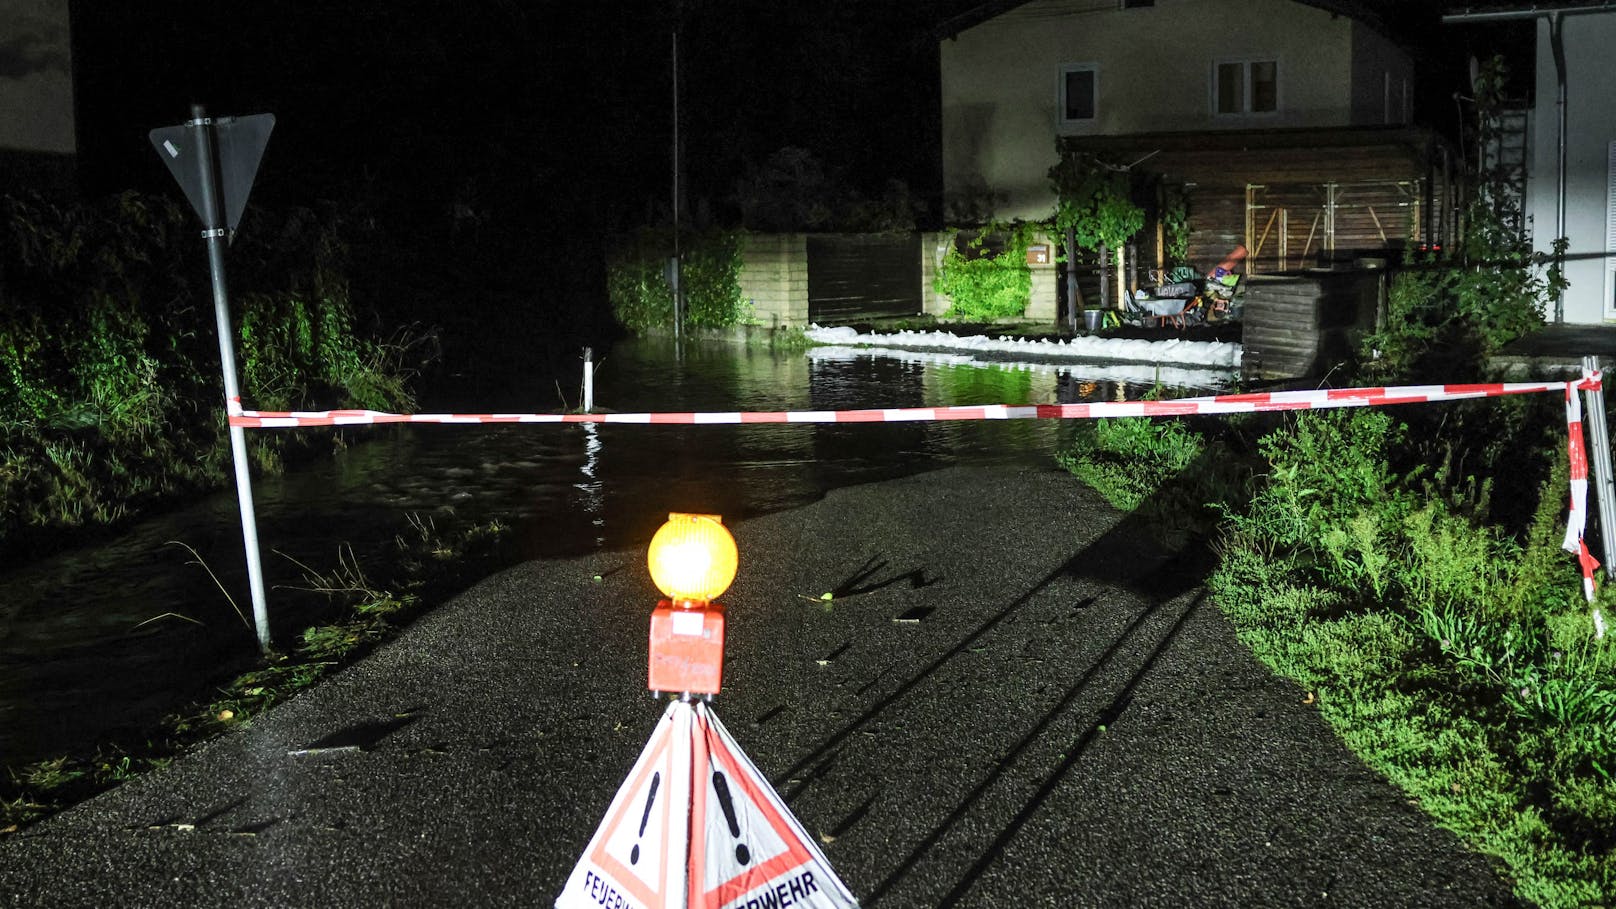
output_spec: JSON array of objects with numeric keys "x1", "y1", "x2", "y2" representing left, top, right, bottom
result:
[
  {"x1": 935, "y1": 0, "x2": 1402, "y2": 40},
  {"x1": 1053, "y1": 124, "x2": 1454, "y2": 188},
  {"x1": 1443, "y1": 0, "x2": 1615, "y2": 16}
]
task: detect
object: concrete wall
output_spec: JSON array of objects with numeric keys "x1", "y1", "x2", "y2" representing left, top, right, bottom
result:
[
  {"x1": 0, "y1": 0, "x2": 75, "y2": 155},
  {"x1": 1528, "y1": 12, "x2": 1616, "y2": 324},
  {"x1": 920, "y1": 231, "x2": 954, "y2": 316},
  {"x1": 738, "y1": 233, "x2": 809, "y2": 327},
  {"x1": 1025, "y1": 232, "x2": 1059, "y2": 322},
  {"x1": 940, "y1": 0, "x2": 1392, "y2": 222}
]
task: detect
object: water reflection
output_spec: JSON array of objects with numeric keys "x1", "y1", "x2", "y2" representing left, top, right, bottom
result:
[{"x1": 0, "y1": 337, "x2": 1217, "y2": 765}]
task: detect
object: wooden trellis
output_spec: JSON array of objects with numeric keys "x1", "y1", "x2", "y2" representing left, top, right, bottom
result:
[{"x1": 1245, "y1": 180, "x2": 1425, "y2": 273}]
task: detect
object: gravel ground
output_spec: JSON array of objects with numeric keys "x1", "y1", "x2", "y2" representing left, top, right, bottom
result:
[{"x1": 0, "y1": 465, "x2": 1520, "y2": 908}]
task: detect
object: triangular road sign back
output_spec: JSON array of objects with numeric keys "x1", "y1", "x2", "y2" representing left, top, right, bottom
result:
[
  {"x1": 688, "y1": 702, "x2": 858, "y2": 909},
  {"x1": 557, "y1": 701, "x2": 693, "y2": 909},
  {"x1": 149, "y1": 112, "x2": 274, "y2": 234}
]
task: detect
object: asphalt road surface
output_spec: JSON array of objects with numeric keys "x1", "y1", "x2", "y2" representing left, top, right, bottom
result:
[{"x1": 0, "y1": 465, "x2": 1521, "y2": 907}]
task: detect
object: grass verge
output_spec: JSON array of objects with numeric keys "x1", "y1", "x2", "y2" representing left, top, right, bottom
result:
[{"x1": 1058, "y1": 400, "x2": 1616, "y2": 907}]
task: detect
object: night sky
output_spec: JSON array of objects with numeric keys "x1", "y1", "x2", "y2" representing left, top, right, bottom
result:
[
  {"x1": 58, "y1": 0, "x2": 1517, "y2": 374},
  {"x1": 66, "y1": 2, "x2": 1508, "y2": 226},
  {"x1": 69, "y1": 2, "x2": 982, "y2": 230}
]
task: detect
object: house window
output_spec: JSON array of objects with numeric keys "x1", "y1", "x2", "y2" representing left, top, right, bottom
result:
[
  {"x1": 1215, "y1": 59, "x2": 1278, "y2": 115},
  {"x1": 1061, "y1": 64, "x2": 1098, "y2": 124}
]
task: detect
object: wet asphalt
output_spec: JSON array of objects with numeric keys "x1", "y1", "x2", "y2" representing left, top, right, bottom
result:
[{"x1": 0, "y1": 464, "x2": 1521, "y2": 908}]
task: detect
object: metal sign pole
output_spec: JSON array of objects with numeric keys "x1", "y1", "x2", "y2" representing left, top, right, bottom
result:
[
  {"x1": 1582, "y1": 356, "x2": 1616, "y2": 576},
  {"x1": 190, "y1": 103, "x2": 272, "y2": 652}
]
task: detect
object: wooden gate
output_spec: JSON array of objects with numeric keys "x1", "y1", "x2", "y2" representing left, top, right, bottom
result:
[{"x1": 806, "y1": 234, "x2": 922, "y2": 323}]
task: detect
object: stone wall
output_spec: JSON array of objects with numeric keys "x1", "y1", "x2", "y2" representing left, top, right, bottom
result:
[
  {"x1": 1025, "y1": 231, "x2": 1058, "y2": 323},
  {"x1": 920, "y1": 231, "x2": 953, "y2": 317},
  {"x1": 738, "y1": 233, "x2": 809, "y2": 327}
]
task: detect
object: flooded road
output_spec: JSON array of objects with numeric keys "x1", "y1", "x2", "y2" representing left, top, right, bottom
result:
[{"x1": 0, "y1": 337, "x2": 1224, "y2": 766}]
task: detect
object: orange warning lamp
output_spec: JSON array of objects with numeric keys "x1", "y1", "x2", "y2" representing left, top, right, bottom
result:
[
  {"x1": 647, "y1": 513, "x2": 735, "y2": 697},
  {"x1": 647, "y1": 512, "x2": 737, "y2": 604}
]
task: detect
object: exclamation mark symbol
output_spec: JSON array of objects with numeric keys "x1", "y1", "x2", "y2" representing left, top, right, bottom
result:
[
  {"x1": 712, "y1": 771, "x2": 750, "y2": 865},
  {"x1": 630, "y1": 772, "x2": 661, "y2": 865}
]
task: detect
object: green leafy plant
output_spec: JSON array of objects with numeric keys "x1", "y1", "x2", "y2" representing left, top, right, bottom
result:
[
  {"x1": 1161, "y1": 183, "x2": 1191, "y2": 264},
  {"x1": 933, "y1": 224, "x2": 1039, "y2": 322},
  {"x1": 0, "y1": 191, "x2": 420, "y2": 556},
  {"x1": 606, "y1": 228, "x2": 746, "y2": 334},
  {"x1": 1363, "y1": 57, "x2": 1549, "y2": 381},
  {"x1": 1057, "y1": 414, "x2": 1203, "y2": 512}
]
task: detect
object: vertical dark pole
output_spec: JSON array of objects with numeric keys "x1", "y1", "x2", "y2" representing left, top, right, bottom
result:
[
  {"x1": 1550, "y1": 11, "x2": 1568, "y2": 323},
  {"x1": 1097, "y1": 243, "x2": 1109, "y2": 319},
  {"x1": 191, "y1": 103, "x2": 271, "y2": 652},
  {"x1": 1064, "y1": 226, "x2": 1080, "y2": 332},
  {"x1": 671, "y1": 25, "x2": 683, "y2": 343}
]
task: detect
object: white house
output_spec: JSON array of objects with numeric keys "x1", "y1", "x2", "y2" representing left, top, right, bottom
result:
[
  {"x1": 1524, "y1": 7, "x2": 1616, "y2": 325},
  {"x1": 0, "y1": 0, "x2": 76, "y2": 194},
  {"x1": 939, "y1": 0, "x2": 1417, "y2": 223}
]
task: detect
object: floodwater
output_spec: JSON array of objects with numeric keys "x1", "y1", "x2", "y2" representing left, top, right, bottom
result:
[{"x1": 0, "y1": 337, "x2": 1226, "y2": 767}]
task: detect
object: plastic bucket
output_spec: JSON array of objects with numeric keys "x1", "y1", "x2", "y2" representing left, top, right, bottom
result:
[{"x1": 1082, "y1": 310, "x2": 1104, "y2": 332}]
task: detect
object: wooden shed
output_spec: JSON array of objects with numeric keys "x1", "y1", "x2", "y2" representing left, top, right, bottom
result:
[{"x1": 1057, "y1": 126, "x2": 1458, "y2": 275}]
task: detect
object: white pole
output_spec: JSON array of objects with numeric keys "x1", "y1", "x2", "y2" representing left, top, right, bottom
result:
[
  {"x1": 582, "y1": 346, "x2": 595, "y2": 413},
  {"x1": 191, "y1": 104, "x2": 272, "y2": 652}
]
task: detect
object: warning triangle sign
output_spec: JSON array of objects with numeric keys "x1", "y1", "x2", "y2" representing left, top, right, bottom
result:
[
  {"x1": 556, "y1": 701, "x2": 693, "y2": 909},
  {"x1": 556, "y1": 701, "x2": 858, "y2": 909},
  {"x1": 688, "y1": 702, "x2": 857, "y2": 909}
]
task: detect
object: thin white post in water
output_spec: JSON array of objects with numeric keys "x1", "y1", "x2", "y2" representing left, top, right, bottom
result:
[{"x1": 582, "y1": 346, "x2": 594, "y2": 413}]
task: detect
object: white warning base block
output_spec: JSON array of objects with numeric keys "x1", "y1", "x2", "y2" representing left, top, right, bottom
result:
[{"x1": 555, "y1": 701, "x2": 857, "y2": 909}]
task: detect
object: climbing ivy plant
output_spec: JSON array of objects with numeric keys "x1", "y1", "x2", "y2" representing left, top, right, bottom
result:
[
  {"x1": 934, "y1": 223, "x2": 1039, "y2": 322},
  {"x1": 1362, "y1": 56, "x2": 1554, "y2": 381},
  {"x1": 1048, "y1": 150, "x2": 1145, "y2": 254}
]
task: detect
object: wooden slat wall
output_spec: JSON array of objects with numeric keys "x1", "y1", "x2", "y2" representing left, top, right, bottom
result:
[
  {"x1": 1060, "y1": 129, "x2": 1454, "y2": 274},
  {"x1": 1241, "y1": 272, "x2": 1383, "y2": 381}
]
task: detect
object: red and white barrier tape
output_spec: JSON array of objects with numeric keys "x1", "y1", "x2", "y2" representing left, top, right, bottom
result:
[
  {"x1": 228, "y1": 378, "x2": 1595, "y2": 428},
  {"x1": 1563, "y1": 382, "x2": 1604, "y2": 605},
  {"x1": 227, "y1": 370, "x2": 1606, "y2": 601}
]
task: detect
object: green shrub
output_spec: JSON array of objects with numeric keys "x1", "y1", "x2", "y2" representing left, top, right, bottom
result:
[
  {"x1": 934, "y1": 226, "x2": 1035, "y2": 322},
  {"x1": 1206, "y1": 400, "x2": 1616, "y2": 905},
  {"x1": 0, "y1": 191, "x2": 416, "y2": 552},
  {"x1": 1056, "y1": 414, "x2": 1203, "y2": 513},
  {"x1": 606, "y1": 228, "x2": 746, "y2": 334}
]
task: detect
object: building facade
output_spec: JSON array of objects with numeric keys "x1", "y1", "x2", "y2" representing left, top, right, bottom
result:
[
  {"x1": 940, "y1": 0, "x2": 1416, "y2": 222},
  {"x1": 0, "y1": 0, "x2": 77, "y2": 196},
  {"x1": 1525, "y1": 8, "x2": 1616, "y2": 324}
]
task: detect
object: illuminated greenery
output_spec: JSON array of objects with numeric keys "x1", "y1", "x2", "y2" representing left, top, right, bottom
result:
[
  {"x1": 1062, "y1": 400, "x2": 1616, "y2": 905},
  {"x1": 934, "y1": 224, "x2": 1038, "y2": 322},
  {"x1": 1049, "y1": 150, "x2": 1144, "y2": 254},
  {"x1": 606, "y1": 228, "x2": 747, "y2": 334},
  {"x1": 0, "y1": 191, "x2": 418, "y2": 553},
  {"x1": 1363, "y1": 58, "x2": 1555, "y2": 381}
]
